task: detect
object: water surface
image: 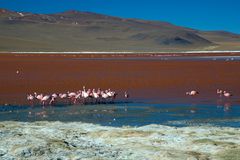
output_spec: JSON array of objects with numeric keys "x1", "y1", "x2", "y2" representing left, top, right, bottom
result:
[{"x1": 1, "y1": 101, "x2": 239, "y2": 128}]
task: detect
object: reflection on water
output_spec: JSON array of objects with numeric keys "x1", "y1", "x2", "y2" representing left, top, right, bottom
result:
[
  {"x1": 216, "y1": 95, "x2": 234, "y2": 112},
  {"x1": 0, "y1": 101, "x2": 240, "y2": 127}
]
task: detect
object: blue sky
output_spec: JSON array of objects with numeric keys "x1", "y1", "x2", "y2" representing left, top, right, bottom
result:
[{"x1": 0, "y1": 0, "x2": 239, "y2": 33}]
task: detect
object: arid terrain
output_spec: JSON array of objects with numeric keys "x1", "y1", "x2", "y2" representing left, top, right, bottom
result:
[
  {"x1": 1, "y1": 8, "x2": 240, "y2": 52},
  {"x1": 0, "y1": 121, "x2": 239, "y2": 160}
]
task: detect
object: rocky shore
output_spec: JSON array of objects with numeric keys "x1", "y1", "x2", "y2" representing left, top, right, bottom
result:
[{"x1": 0, "y1": 121, "x2": 240, "y2": 160}]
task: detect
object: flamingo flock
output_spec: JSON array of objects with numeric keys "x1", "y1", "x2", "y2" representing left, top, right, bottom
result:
[
  {"x1": 26, "y1": 86, "x2": 234, "y2": 107},
  {"x1": 186, "y1": 89, "x2": 233, "y2": 98},
  {"x1": 217, "y1": 89, "x2": 232, "y2": 97},
  {"x1": 26, "y1": 86, "x2": 122, "y2": 106}
]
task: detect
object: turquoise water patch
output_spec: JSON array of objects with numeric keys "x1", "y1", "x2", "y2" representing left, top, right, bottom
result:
[{"x1": 0, "y1": 102, "x2": 240, "y2": 127}]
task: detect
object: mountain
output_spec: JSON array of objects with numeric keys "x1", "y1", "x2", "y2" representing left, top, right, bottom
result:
[{"x1": 0, "y1": 8, "x2": 240, "y2": 52}]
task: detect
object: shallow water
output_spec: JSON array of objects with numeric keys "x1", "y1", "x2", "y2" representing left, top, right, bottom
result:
[{"x1": 0, "y1": 101, "x2": 240, "y2": 127}]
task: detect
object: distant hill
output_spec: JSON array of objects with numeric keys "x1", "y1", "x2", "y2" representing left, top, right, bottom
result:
[{"x1": 0, "y1": 8, "x2": 240, "y2": 52}]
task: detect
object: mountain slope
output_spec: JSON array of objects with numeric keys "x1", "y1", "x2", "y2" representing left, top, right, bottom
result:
[{"x1": 0, "y1": 9, "x2": 240, "y2": 52}]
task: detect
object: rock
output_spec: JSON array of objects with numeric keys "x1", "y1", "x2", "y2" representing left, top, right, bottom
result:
[
  {"x1": 0, "y1": 121, "x2": 239, "y2": 160},
  {"x1": 0, "y1": 149, "x2": 6, "y2": 156}
]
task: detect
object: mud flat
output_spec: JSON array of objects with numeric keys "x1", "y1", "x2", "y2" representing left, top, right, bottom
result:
[{"x1": 0, "y1": 121, "x2": 239, "y2": 160}]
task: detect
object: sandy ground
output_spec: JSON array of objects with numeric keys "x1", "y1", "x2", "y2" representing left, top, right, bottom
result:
[
  {"x1": 0, "y1": 121, "x2": 239, "y2": 160},
  {"x1": 0, "y1": 53, "x2": 240, "y2": 105}
]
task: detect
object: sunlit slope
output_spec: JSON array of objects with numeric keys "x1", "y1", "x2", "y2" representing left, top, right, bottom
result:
[{"x1": 0, "y1": 9, "x2": 240, "y2": 52}]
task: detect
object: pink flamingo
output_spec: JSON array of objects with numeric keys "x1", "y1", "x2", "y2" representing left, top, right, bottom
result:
[
  {"x1": 101, "y1": 91, "x2": 109, "y2": 103},
  {"x1": 52, "y1": 93, "x2": 58, "y2": 99},
  {"x1": 74, "y1": 92, "x2": 82, "y2": 104},
  {"x1": 97, "y1": 88, "x2": 101, "y2": 95},
  {"x1": 82, "y1": 86, "x2": 90, "y2": 104},
  {"x1": 49, "y1": 93, "x2": 58, "y2": 105},
  {"x1": 107, "y1": 89, "x2": 112, "y2": 97},
  {"x1": 68, "y1": 92, "x2": 76, "y2": 98},
  {"x1": 34, "y1": 92, "x2": 42, "y2": 99},
  {"x1": 87, "y1": 89, "x2": 93, "y2": 100},
  {"x1": 41, "y1": 95, "x2": 50, "y2": 106},
  {"x1": 92, "y1": 89, "x2": 99, "y2": 98},
  {"x1": 124, "y1": 91, "x2": 129, "y2": 98},
  {"x1": 59, "y1": 93, "x2": 67, "y2": 99},
  {"x1": 217, "y1": 89, "x2": 223, "y2": 95},
  {"x1": 34, "y1": 92, "x2": 43, "y2": 105},
  {"x1": 68, "y1": 91, "x2": 77, "y2": 104},
  {"x1": 59, "y1": 93, "x2": 68, "y2": 104},
  {"x1": 82, "y1": 87, "x2": 89, "y2": 98},
  {"x1": 92, "y1": 89, "x2": 100, "y2": 103},
  {"x1": 49, "y1": 96, "x2": 55, "y2": 105},
  {"x1": 223, "y1": 91, "x2": 232, "y2": 98},
  {"x1": 186, "y1": 90, "x2": 199, "y2": 96},
  {"x1": 27, "y1": 94, "x2": 34, "y2": 105},
  {"x1": 107, "y1": 89, "x2": 117, "y2": 102}
]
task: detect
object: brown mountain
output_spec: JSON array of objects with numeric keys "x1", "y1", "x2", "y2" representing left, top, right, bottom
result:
[{"x1": 0, "y1": 8, "x2": 240, "y2": 52}]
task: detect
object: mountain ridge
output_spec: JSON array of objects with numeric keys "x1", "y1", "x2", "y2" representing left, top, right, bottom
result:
[{"x1": 0, "y1": 8, "x2": 240, "y2": 52}]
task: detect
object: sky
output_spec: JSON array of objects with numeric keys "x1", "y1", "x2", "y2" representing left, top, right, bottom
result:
[{"x1": 0, "y1": 0, "x2": 239, "y2": 33}]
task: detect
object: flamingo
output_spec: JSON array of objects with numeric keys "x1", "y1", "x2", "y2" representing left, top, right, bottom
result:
[
  {"x1": 87, "y1": 89, "x2": 93, "y2": 103},
  {"x1": 49, "y1": 96, "x2": 56, "y2": 105},
  {"x1": 92, "y1": 89, "x2": 99, "y2": 98},
  {"x1": 107, "y1": 89, "x2": 117, "y2": 103},
  {"x1": 27, "y1": 94, "x2": 34, "y2": 100},
  {"x1": 92, "y1": 89, "x2": 100, "y2": 103},
  {"x1": 107, "y1": 89, "x2": 112, "y2": 97},
  {"x1": 52, "y1": 93, "x2": 58, "y2": 98},
  {"x1": 82, "y1": 90, "x2": 89, "y2": 98},
  {"x1": 223, "y1": 91, "x2": 232, "y2": 98},
  {"x1": 217, "y1": 89, "x2": 223, "y2": 94},
  {"x1": 59, "y1": 93, "x2": 67, "y2": 99},
  {"x1": 97, "y1": 88, "x2": 101, "y2": 94},
  {"x1": 82, "y1": 86, "x2": 90, "y2": 104},
  {"x1": 186, "y1": 90, "x2": 199, "y2": 96},
  {"x1": 41, "y1": 95, "x2": 50, "y2": 106},
  {"x1": 68, "y1": 92, "x2": 76, "y2": 98},
  {"x1": 27, "y1": 94, "x2": 34, "y2": 105},
  {"x1": 34, "y1": 92, "x2": 43, "y2": 104},
  {"x1": 124, "y1": 91, "x2": 129, "y2": 98},
  {"x1": 217, "y1": 89, "x2": 224, "y2": 97},
  {"x1": 59, "y1": 93, "x2": 68, "y2": 104},
  {"x1": 34, "y1": 92, "x2": 42, "y2": 99},
  {"x1": 68, "y1": 91, "x2": 77, "y2": 104},
  {"x1": 101, "y1": 91, "x2": 109, "y2": 103},
  {"x1": 74, "y1": 92, "x2": 82, "y2": 104},
  {"x1": 82, "y1": 86, "x2": 89, "y2": 98},
  {"x1": 49, "y1": 93, "x2": 58, "y2": 105}
]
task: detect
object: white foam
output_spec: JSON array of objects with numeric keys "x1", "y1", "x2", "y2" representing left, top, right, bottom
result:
[{"x1": 1, "y1": 50, "x2": 240, "y2": 54}]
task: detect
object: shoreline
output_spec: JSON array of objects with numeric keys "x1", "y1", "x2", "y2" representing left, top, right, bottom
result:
[
  {"x1": 0, "y1": 121, "x2": 239, "y2": 159},
  {"x1": 1, "y1": 50, "x2": 240, "y2": 54},
  {"x1": 1, "y1": 51, "x2": 240, "y2": 59}
]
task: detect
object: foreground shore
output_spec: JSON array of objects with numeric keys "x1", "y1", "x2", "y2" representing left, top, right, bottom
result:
[{"x1": 0, "y1": 121, "x2": 239, "y2": 160}]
